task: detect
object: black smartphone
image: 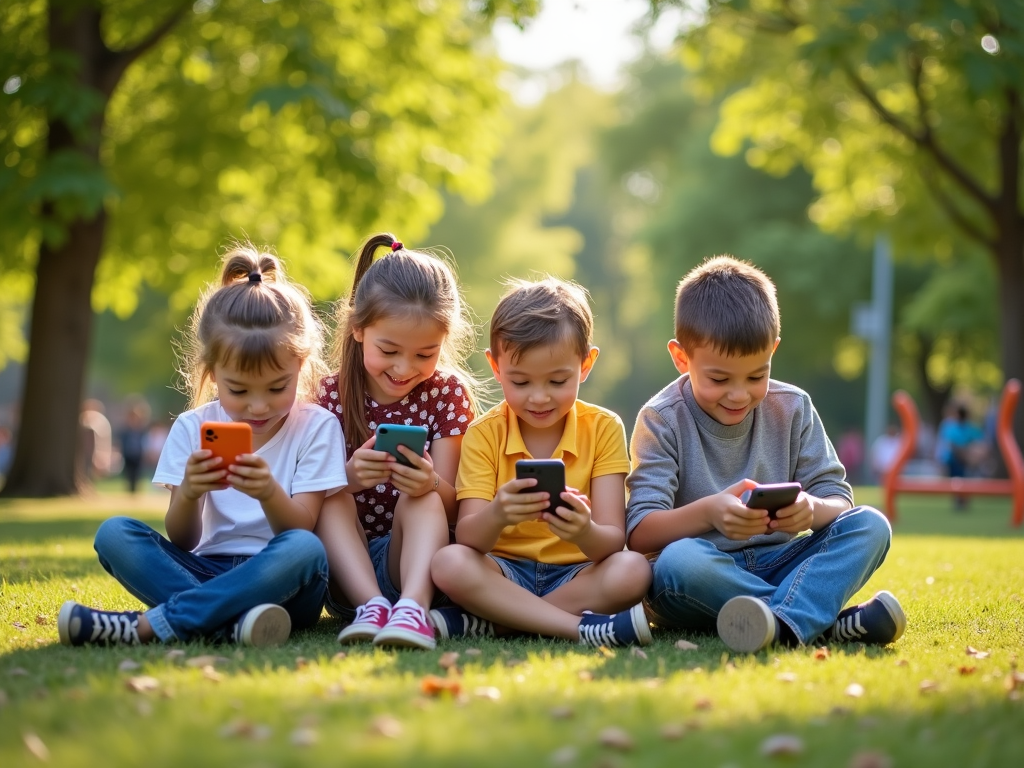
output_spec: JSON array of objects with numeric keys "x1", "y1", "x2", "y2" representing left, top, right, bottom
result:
[
  {"x1": 515, "y1": 459, "x2": 566, "y2": 515},
  {"x1": 375, "y1": 424, "x2": 428, "y2": 467},
  {"x1": 740, "y1": 482, "x2": 802, "y2": 520}
]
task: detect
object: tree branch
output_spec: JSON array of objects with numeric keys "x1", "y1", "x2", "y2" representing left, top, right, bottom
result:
[
  {"x1": 921, "y1": 167, "x2": 996, "y2": 248},
  {"x1": 98, "y1": 3, "x2": 192, "y2": 96},
  {"x1": 843, "y1": 62, "x2": 996, "y2": 214}
]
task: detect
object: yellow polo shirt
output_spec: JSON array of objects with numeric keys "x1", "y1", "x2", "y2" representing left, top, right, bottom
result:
[{"x1": 455, "y1": 399, "x2": 630, "y2": 564}]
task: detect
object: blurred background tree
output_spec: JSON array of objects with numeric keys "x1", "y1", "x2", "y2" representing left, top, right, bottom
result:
[
  {"x1": 0, "y1": 0, "x2": 534, "y2": 496},
  {"x1": 658, "y1": 0, "x2": 1020, "y2": 440}
]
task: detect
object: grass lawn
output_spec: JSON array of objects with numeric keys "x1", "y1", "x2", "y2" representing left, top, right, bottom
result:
[{"x1": 2, "y1": 487, "x2": 1023, "y2": 767}]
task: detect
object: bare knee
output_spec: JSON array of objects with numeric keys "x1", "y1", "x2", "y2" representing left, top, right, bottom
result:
[
  {"x1": 431, "y1": 544, "x2": 484, "y2": 595},
  {"x1": 600, "y1": 550, "x2": 653, "y2": 604}
]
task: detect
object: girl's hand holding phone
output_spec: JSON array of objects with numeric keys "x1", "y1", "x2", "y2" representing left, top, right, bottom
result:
[
  {"x1": 180, "y1": 449, "x2": 232, "y2": 500},
  {"x1": 347, "y1": 435, "x2": 394, "y2": 489},
  {"x1": 222, "y1": 453, "x2": 278, "y2": 502},
  {"x1": 544, "y1": 487, "x2": 593, "y2": 543},
  {"x1": 388, "y1": 445, "x2": 438, "y2": 497}
]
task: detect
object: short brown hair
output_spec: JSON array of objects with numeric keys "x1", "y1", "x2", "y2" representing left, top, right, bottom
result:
[
  {"x1": 675, "y1": 255, "x2": 780, "y2": 355},
  {"x1": 490, "y1": 277, "x2": 593, "y2": 363}
]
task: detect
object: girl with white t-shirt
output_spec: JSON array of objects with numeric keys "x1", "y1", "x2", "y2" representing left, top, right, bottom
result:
[{"x1": 58, "y1": 246, "x2": 346, "y2": 648}]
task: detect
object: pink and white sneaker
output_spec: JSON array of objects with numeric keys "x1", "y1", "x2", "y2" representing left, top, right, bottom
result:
[
  {"x1": 337, "y1": 597, "x2": 392, "y2": 644},
  {"x1": 373, "y1": 598, "x2": 436, "y2": 650}
]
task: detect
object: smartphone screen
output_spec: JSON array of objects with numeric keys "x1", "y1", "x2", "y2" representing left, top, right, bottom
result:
[{"x1": 741, "y1": 482, "x2": 802, "y2": 519}]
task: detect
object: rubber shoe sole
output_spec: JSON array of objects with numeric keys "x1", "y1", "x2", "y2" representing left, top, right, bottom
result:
[
  {"x1": 337, "y1": 621, "x2": 383, "y2": 644},
  {"x1": 373, "y1": 625, "x2": 436, "y2": 650},
  {"x1": 236, "y1": 604, "x2": 291, "y2": 647},
  {"x1": 57, "y1": 600, "x2": 81, "y2": 646},
  {"x1": 873, "y1": 590, "x2": 907, "y2": 643},
  {"x1": 627, "y1": 602, "x2": 654, "y2": 646},
  {"x1": 717, "y1": 596, "x2": 777, "y2": 653}
]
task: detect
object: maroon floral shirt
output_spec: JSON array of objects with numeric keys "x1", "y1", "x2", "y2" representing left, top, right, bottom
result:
[{"x1": 316, "y1": 371, "x2": 473, "y2": 538}]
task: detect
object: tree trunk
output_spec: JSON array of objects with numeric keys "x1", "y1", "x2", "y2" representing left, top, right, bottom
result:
[{"x1": 0, "y1": 2, "x2": 107, "y2": 497}]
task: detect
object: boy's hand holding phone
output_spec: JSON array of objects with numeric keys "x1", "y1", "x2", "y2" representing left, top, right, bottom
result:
[
  {"x1": 767, "y1": 491, "x2": 813, "y2": 534},
  {"x1": 493, "y1": 477, "x2": 550, "y2": 526},
  {"x1": 543, "y1": 487, "x2": 593, "y2": 543},
  {"x1": 708, "y1": 479, "x2": 772, "y2": 540}
]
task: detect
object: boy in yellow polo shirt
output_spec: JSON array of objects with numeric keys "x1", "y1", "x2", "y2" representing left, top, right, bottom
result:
[{"x1": 430, "y1": 278, "x2": 653, "y2": 646}]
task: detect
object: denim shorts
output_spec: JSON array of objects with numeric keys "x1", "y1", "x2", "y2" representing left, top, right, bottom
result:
[
  {"x1": 489, "y1": 555, "x2": 592, "y2": 597},
  {"x1": 324, "y1": 533, "x2": 449, "y2": 621}
]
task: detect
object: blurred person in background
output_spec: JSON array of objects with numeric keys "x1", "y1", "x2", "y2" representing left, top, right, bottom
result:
[
  {"x1": 79, "y1": 399, "x2": 112, "y2": 484},
  {"x1": 936, "y1": 403, "x2": 986, "y2": 510},
  {"x1": 869, "y1": 424, "x2": 902, "y2": 484},
  {"x1": 120, "y1": 396, "x2": 152, "y2": 494}
]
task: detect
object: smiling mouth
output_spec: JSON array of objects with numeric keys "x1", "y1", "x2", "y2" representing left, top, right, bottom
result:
[
  {"x1": 528, "y1": 409, "x2": 555, "y2": 419},
  {"x1": 247, "y1": 418, "x2": 270, "y2": 427},
  {"x1": 385, "y1": 374, "x2": 414, "y2": 386}
]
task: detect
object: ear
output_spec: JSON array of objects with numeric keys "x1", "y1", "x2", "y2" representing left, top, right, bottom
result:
[
  {"x1": 579, "y1": 346, "x2": 600, "y2": 383},
  {"x1": 484, "y1": 348, "x2": 501, "y2": 381},
  {"x1": 667, "y1": 339, "x2": 690, "y2": 375},
  {"x1": 772, "y1": 336, "x2": 781, "y2": 354},
  {"x1": 352, "y1": 327, "x2": 364, "y2": 343}
]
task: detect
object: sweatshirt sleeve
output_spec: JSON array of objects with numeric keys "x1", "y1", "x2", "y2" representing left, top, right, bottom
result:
[
  {"x1": 795, "y1": 397, "x2": 854, "y2": 504},
  {"x1": 625, "y1": 405, "x2": 681, "y2": 538}
]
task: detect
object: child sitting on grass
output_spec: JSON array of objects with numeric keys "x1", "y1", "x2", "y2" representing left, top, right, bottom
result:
[
  {"x1": 626, "y1": 255, "x2": 906, "y2": 653},
  {"x1": 430, "y1": 278, "x2": 652, "y2": 647}
]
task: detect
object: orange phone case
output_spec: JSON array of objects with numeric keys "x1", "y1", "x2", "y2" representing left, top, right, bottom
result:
[{"x1": 200, "y1": 422, "x2": 252, "y2": 467}]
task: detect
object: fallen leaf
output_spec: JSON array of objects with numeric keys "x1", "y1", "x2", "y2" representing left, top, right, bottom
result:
[
  {"x1": 848, "y1": 750, "x2": 894, "y2": 768},
  {"x1": 35, "y1": 615, "x2": 47, "y2": 626},
  {"x1": 12, "y1": 622, "x2": 27, "y2": 631},
  {"x1": 777, "y1": 672, "x2": 798, "y2": 683},
  {"x1": 694, "y1": 697, "x2": 713, "y2": 710},
  {"x1": 894, "y1": 659, "x2": 909, "y2": 667},
  {"x1": 290, "y1": 727, "x2": 318, "y2": 747},
  {"x1": 660, "y1": 723, "x2": 687, "y2": 740},
  {"x1": 549, "y1": 746, "x2": 578, "y2": 766},
  {"x1": 219, "y1": 719, "x2": 254, "y2": 738},
  {"x1": 419, "y1": 674, "x2": 461, "y2": 697},
  {"x1": 761, "y1": 734, "x2": 804, "y2": 757},
  {"x1": 369, "y1": 715, "x2": 403, "y2": 738},
  {"x1": 550, "y1": 706, "x2": 574, "y2": 720},
  {"x1": 70, "y1": 584, "x2": 79, "y2": 592},
  {"x1": 674, "y1": 639, "x2": 699, "y2": 651},
  {"x1": 578, "y1": 670, "x2": 594, "y2": 682},
  {"x1": 118, "y1": 660, "x2": 141, "y2": 672},
  {"x1": 596, "y1": 645, "x2": 615, "y2": 659},
  {"x1": 438, "y1": 651, "x2": 460, "y2": 670},
  {"x1": 332, "y1": 651, "x2": 347, "y2": 662},
  {"x1": 23, "y1": 732, "x2": 49, "y2": 761},
  {"x1": 125, "y1": 676, "x2": 160, "y2": 693},
  {"x1": 845, "y1": 683, "x2": 865, "y2": 698},
  {"x1": 294, "y1": 657, "x2": 309, "y2": 670},
  {"x1": 813, "y1": 647, "x2": 831, "y2": 660},
  {"x1": 959, "y1": 666, "x2": 977, "y2": 676},
  {"x1": 165, "y1": 650, "x2": 185, "y2": 662},
  {"x1": 464, "y1": 648, "x2": 482, "y2": 656},
  {"x1": 598, "y1": 726, "x2": 634, "y2": 751},
  {"x1": 1004, "y1": 671, "x2": 1024, "y2": 692},
  {"x1": 919, "y1": 680, "x2": 939, "y2": 694},
  {"x1": 202, "y1": 665, "x2": 224, "y2": 683},
  {"x1": 966, "y1": 646, "x2": 991, "y2": 659},
  {"x1": 185, "y1": 655, "x2": 228, "y2": 668},
  {"x1": 630, "y1": 647, "x2": 648, "y2": 659},
  {"x1": 474, "y1": 686, "x2": 501, "y2": 700},
  {"x1": 643, "y1": 677, "x2": 663, "y2": 688}
]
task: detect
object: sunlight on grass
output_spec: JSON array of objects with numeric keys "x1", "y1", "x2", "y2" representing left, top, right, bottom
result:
[{"x1": 2, "y1": 490, "x2": 1023, "y2": 767}]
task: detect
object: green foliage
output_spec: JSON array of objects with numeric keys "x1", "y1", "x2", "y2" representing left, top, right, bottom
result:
[
  {"x1": 0, "y1": 0, "x2": 514, "y2": 335},
  {"x1": 2, "y1": 491, "x2": 1024, "y2": 767}
]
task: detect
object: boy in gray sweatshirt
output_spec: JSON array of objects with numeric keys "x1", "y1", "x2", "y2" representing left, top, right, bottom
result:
[{"x1": 625, "y1": 256, "x2": 906, "y2": 653}]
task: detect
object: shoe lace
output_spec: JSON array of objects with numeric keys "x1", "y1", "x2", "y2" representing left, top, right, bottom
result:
[
  {"x1": 90, "y1": 611, "x2": 140, "y2": 645},
  {"x1": 578, "y1": 615, "x2": 618, "y2": 647},
  {"x1": 462, "y1": 613, "x2": 494, "y2": 638},
  {"x1": 354, "y1": 601, "x2": 389, "y2": 626},
  {"x1": 388, "y1": 604, "x2": 428, "y2": 631}
]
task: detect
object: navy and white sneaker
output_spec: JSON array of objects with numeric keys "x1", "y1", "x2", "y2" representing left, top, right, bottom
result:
[
  {"x1": 58, "y1": 601, "x2": 142, "y2": 646},
  {"x1": 577, "y1": 603, "x2": 652, "y2": 647},
  {"x1": 231, "y1": 604, "x2": 291, "y2": 647},
  {"x1": 428, "y1": 605, "x2": 495, "y2": 640},
  {"x1": 828, "y1": 591, "x2": 906, "y2": 644}
]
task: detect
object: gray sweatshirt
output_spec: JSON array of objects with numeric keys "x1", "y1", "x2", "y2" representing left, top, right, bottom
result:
[{"x1": 626, "y1": 374, "x2": 853, "y2": 553}]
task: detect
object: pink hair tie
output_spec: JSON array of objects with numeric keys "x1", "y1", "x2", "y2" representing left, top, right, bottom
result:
[{"x1": 391, "y1": 241, "x2": 403, "y2": 252}]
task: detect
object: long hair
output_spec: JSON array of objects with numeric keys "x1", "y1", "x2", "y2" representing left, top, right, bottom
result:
[
  {"x1": 331, "y1": 233, "x2": 480, "y2": 450},
  {"x1": 179, "y1": 243, "x2": 328, "y2": 409}
]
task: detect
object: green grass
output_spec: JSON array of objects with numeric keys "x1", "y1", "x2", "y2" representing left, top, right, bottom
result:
[{"x1": 2, "y1": 489, "x2": 1023, "y2": 767}]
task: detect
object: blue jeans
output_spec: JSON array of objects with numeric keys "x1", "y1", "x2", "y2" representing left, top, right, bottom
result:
[
  {"x1": 646, "y1": 506, "x2": 892, "y2": 644},
  {"x1": 94, "y1": 516, "x2": 328, "y2": 642},
  {"x1": 490, "y1": 555, "x2": 592, "y2": 597}
]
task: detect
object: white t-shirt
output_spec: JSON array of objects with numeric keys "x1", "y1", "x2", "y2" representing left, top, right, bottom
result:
[{"x1": 153, "y1": 401, "x2": 347, "y2": 556}]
